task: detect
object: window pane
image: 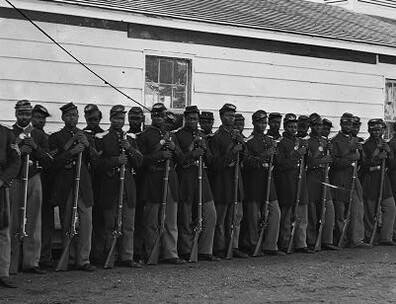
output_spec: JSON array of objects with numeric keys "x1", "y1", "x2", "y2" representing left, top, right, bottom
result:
[
  {"x1": 385, "y1": 80, "x2": 396, "y2": 121},
  {"x1": 159, "y1": 84, "x2": 173, "y2": 109},
  {"x1": 144, "y1": 83, "x2": 159, "y2": 108},
  {"x1": 173, "y1": 86, "x2": 186, "y2": 109},
  {"x1": 159, "y1": 59, "x2": 173, "y2": 84},
  {"x1": 174, "y1": 60, "x2": 188, "y2": 85},
  {"x1": 145, "y1": 56, "x2": 158, "y2": 83}
]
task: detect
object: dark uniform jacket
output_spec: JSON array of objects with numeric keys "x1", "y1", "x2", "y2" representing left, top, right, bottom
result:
[
  {"x1": 388, "y1": 135, "x2": 396, "y2": 198},
  {"x1": 0, "y1": 125, "x2": 21, "y2": 229},
  {"x1": 137, "y1": 125, "x2": 183, "y2": 204},
  {"x1": 329, "y1": 131, "x2": 360, "y2": 202},
  {"x1": 175, "y1": 126, "x2": 213, "y2": 204},
  {"x1": 94, "y1": 128, "x2": 143, "y2": 209},
  {"x1": 12, "y1": 124, "x2": 52, "y2": 180},
  {"x1": 306, "y1": 135, "x2": 332, "y2": 203},
  {"x1": 266, "y1": 129, "x2": 282, "y2": 140},
  {"x1": 209, "y1": 125, "x2": 244, "y2": 204},
  {"x1": 243, "y1": 131, "x2": 277, "y2": 202},
  {"x1": 360, "y1": 137, "x2": 393, "y2": 201},
  {"x1": 275, "y1": 133, "x2": 308, "y2": 207},
  {"x1": 48, "y1": 127, "x2": 96, "y2": 207}
]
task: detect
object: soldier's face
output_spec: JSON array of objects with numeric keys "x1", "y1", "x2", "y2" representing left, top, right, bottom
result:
[
  {"x1": 269, "y1": 118, "x2": 281, "y2": 131},
  {"x1": 351, "y1": 124, "x2": 360, "y2": 136},
  {"x1": 85, "y1": 111, "x2": 101, "y2": 129},
  {"x1": 253, "y1": 119, "x2": 267, "y2": 133},
  {"x1": 369, "y1": 128, "x2": 382, "y2": 139},
  {"x1": 284, "y1": 122, "x2": 297, "y2": 136},
  {"x1": 110, "y1": 114, "x2": 125, "y2": 130},
  {"x1": 200, "y1": 120, "x2": 213, "y2": 134},
  {"x1": 341, "y1": 121, "x2": 352, "y2": 134},
  {"x1": 16, "y1": 110, "x2": 32, "y2": 128},
  {"x1": 298, "y1": 123, "x2": 309, "y2": 135},
  {"x1": 151, "y1": 112, "x2": 165, "y2": 128},
  {"x1": 31, "y1": 112, "x2": 46, "y2": 129},
  {"x1": 234, "y1": 121, "x2": 245, "y2": 133},
  {"x1": 62, "y1": 109, "x2": 79, "y2": 128},
  {"x1": 221, "y1": 111, "x2": 235, "y2": 127},
  {"x1": 311, "y1": 123, "x2": 323, "y2": 136},
  {"x1": 322, "y1": 125, "x2": 331, "y2": 137},
  {"x1": 185, "y1": 113, "x2": 199, "y2": 130},
  {"x1": 129, "y1": 115, "x2": 143, "y2": 129}
]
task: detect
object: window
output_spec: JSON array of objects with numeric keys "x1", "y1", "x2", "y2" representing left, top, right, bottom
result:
[
  {"x1": 144, "y1": 56, "x2": 191, "y2": 109},
  {"x1": 384, "y1": 79, "x2": 396, "y2": 139}
]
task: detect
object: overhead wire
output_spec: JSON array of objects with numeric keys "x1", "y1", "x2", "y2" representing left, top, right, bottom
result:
[{"x1": 4, "y1": 0, "x2": 150, "y2": 111}]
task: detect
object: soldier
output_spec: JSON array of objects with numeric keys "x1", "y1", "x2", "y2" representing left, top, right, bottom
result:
[
  {"x1": 241, "y1": 110, "x2": 284, "y2": 256},
  {"x1": 126, "y1": 106, "x2": 145, "y2": 263},
  {"x1": 305, "y1": 113, "x2": 338, "y2": 250},
  {"x1": 234, "y1": 114, "x2": 245, "y2": 135},
  {"x1": 137, "y1": 103, "x2": 186, "y2": 264},
  {"x1": 199, "y1": 111, "x2": 215, "y2": 136},
  {"x1": 10, "y1": 100, "x2": 51, "y2": 274},
  {"x1": 296, "y1": 115, "x2": 310, "y2": 138},
  {"x1": 95, "y1": 105, "x2": 143, "y2": 267},
  {"x1": 31, "y1": 105, "x2": 56, "y2": 269},
  {"x1": 83, "y1": 104, "x2": 104, "y2": 136},
  {"x1": 322, "y1": 118, "x2": 333, "y2": 139},
  {"x1": 128, "y1": 107, "x2": 145, "y2": 134},
  {"x1": 175, "y1": 105, "x2": 219, "y2": 261},
  {"x1": 48, "y1": 102, "x2": 97, "y2": 271},
  {"x1": 31, "y1": 105, "x2": 50, "y2": 135},
  {"x1": 275, "y1": 113, "x2": 312, "y2": 253},
  {"x1": 330, "y1": 113, "x2": 370, "y2": 248},
  {"x1": 164, "y1": 111, "x2": 179, "y2": 132},
  {"x1": 210, "y1": 103, "x2": 248, "y2": 259},
  {"x1": 387, "y1": 122, "x2": 396, "y2": 241},
  {"x1": 360, "y1": 119, "x2": 396, "y2": 245},
  {"x1": 266, "y1": 113, "x2": 282, "y2": 140},
  {"x1": 0, "y1": 124, "x2": 21, "y2": 288}
]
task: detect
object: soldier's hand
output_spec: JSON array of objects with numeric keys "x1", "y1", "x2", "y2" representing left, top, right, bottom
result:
[
  {"x1": 162, "y1": 150, "x2": 173, "y2": 159},
  {"x1": 120, "y1": 139, "x2": 131, "y2": 151},
  {"x1": 118, "y1": 154, "x2": 128, "y2": 165},
  {"x1": 19, "y1": 145, "x2": 32, "y2": 155},
  {"x1": 196, "y1": 138, "x2": 207, "y2": 151},
  {"x1": 77, "y1": 133, "x2": 90, "y2": 147},
  {"x1": 378, "y1": 151, "x2": 388, "y2": 160},
  {"x1": 321, "y1": 154, "x2": 333, "y2": 164},
  {"x1": 70, "y1": 143, "x2": 85, "y2": 155},
  {"x1": 347, "y1": 152, "x2": 360, "y2": 162},
  {"x1": 24, "y1": 137, "x2": 37, "y2": 150},
  {"x1": 232, "y1": 143, "x2": 243, "y2": 154},
  {"x1": 382, "y1": 143, "x2": 391, "y2": 154},
  {"x1": 350, "y1": 140, "x2": 362, "y2": 151},
  {"x1": 297, "y1": 147, "x2": 307, "y2": 156},
  {"x1": 192, "y1": 147, "x2": 205, "y2": 158},
  {"x1": 164, "y1": 140, "x2": 176, "y2": 151}
]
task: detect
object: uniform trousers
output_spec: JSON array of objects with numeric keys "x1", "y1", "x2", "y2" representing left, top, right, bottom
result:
[
  {"x1": 241, "y1": 200, "x2": 281, "y2": 252},
  {"x1": 59, "y1": 193, "x2": 92, "y2": 267},
  {"x1": 333, "y1": 181, "x2": 365, "y2": 246},
  {"x1": 103, "y1": 200, "x2": 135, "y2": 262},
  {"x1": 363, "y1": 197, "x2": 396, "y2": 243},
  {"x1": 279, "y1": 204, "x2": 308, "y2": 250},
  {"x1": 306, "y1": 199, "x2": 335, "y2": 246},
  {"x1": 40, "y1": 176, "x2": 54, "y2": 264},
  {"x1": 0, "y1": 188, "x2": 10, "y2": 277},
  {"x1": 178, "y1": 200, "x2": 216, "y2": 256},
  {"x1": 144, "y1": 188, "x2": 179, "y2": 260},
  {"x1": 213, "y1": 202, "x2": 243, "y2": 254},
  {"x1": 10, "y1": 174, "x2": 42, "y2": 270}
]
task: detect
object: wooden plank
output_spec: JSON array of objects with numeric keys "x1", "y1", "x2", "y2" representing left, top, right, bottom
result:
[
  {"x1": 0, "y1": 80, "x2": 143, "y2": 106},
  {"x1": 194, "y1": 57, "x2": 384, "y2": 89},
  {"x1": 0, "y1": 57, "x2": 143, "y2": 88},
  {"x1": 0, "y1": 38, "x2": 144, "y2": 69},
  {"x1": 194, "y1": 73, "x2": 383, "y2": 104}
]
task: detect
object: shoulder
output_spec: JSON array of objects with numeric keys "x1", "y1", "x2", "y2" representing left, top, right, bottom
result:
[{"x1": 0, "y1": 123, "x2": 13, "y2": 131}]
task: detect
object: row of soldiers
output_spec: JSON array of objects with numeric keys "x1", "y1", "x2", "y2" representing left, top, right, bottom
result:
[{"x1": 1, "y1": 99, "x2": 396, "y2": 288}]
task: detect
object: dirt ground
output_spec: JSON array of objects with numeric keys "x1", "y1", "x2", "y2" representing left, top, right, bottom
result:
[{"x1": 2, "y1": 246, "x2": 396, "y2": 304}]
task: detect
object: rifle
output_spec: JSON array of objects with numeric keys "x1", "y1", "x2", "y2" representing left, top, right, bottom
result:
[
  {"x1": 10, "y1": 141, "x2": 30, "y2": 274},
  {"x1": 104, "y1": 132, "x2": 127, "y2": 269},
  {"x1": 286, "y1": 142, "x2": 305, "y2": 254},
  {"x1": 56, "y1": 151, "x2": 83, "y2": 271},
  {"x1": 226, "y1": 152, "x2": 240, "y2": 260},
  {"x1": 147, "y1": 158, "x2": 171, "y2": 265},
  {"x1": 189, "y1": 155, "x2": 203, "y2": 263},
  {"x1": 337, "y1": 150, "x2": 359, "y2": 248},
  {"x1": 369, "y1": 158, "x2": 386, "y2": 245},
  {"x1": 252, "y1": 154, "x2": 274, "y2": 257},
  {"x1": 314, "y1": 148, "x2": 331, "y2": 252}
]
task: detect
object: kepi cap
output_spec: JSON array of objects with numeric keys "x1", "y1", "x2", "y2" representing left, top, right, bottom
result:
[
  {"x1": 60, "y1": 102, "x2": 78, "y2": 115},
  {"x1": 219, "y1": 103, "x2": 236, "y2": 115},
  {"x1": 84, "y1": 104, "x2": 100, "y2": 114},
  {"x1": 200, "y1": 111, "x2": 214, "y2": 121},
  {"x1": 308, "y1": 113, "x2": 322, "y2": 126},
  {"x1": 352, "y1": 116, "x2": 361, "y2": 125},
  {"x1": 15, "y1": 99, "x2": 32, "y2": 111},
  {"x1": 283, "y1": 113, "x2": 298, "y2": 125},
  {"x1": 234, "y1": 113, "x2": 245, "y2": 122},
  {"x1": 128, "y1": 106, "x2": 144, "y2": 117},
  {"x1": 32, "y1": 104, "x2": 50, "y2": 117},
  {"x1": 165, "y1": 111, "x2": 177, "y2": 124},
  {"x1": 340, "y1": 112, "x2": 354, "y2": 123},
  {"x1": 151, "y1": 102, "x2": 167, "y2": 114},
  {"x1": 322, "y1": 118, "x2": 333, "y2": 128},
  {"x1": 252, "y1": 110, "x2": 267, "y2": 122},
  {"x1": 268, "y1": 112, "x2": 282, "y2": 120},
  {"x1": 110, "y1": 105, "x2": 126, "y2": 118},
  {"x1": 184, "y1": 105, "x2": 200, "y2": 116},
  {"x1": 368, "y1": 118, "x2": 384, "y2": 130}
]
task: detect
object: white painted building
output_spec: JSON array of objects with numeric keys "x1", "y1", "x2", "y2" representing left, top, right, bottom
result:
[{"x1": 1, "y1": 0, "x2": 396, "y2": 136}]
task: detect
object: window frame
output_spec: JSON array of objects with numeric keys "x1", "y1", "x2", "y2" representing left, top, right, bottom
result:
[
  {"x1": 384, "y1": 78, "x2": 396, "y2": 139},
  {"x1": 143, "y1": 53, "x2": 193, "y2": 111}
]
